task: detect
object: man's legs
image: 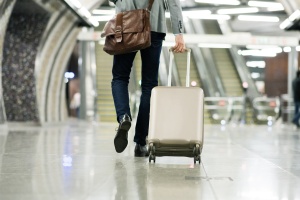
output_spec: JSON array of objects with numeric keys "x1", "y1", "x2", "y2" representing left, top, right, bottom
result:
[
  {"x1": 112, "y1": 52, "x2": 137, "y2": 122},
  {"x1": 112, "y1": 51, "x2": 137, "y2": 153},
  {"x1": 134, "y1": 32, "x2": 165, "y2": 149}
]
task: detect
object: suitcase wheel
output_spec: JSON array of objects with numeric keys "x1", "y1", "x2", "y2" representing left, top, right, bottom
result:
[
  {"x1": 149, "y1": 154, "x2": 156, "y2": 163},
  {"x1": 194, "y1": 155, "x2": 201, "y2": 164},
  {"x1": 193, "y1": 144, "x2": 201, "y2": 164},
  {"x1": 148, "y1": 143, "x2": 156, "y2": 163}
]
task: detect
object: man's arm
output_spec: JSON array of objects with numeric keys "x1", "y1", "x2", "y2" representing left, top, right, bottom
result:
[{"x1": 167, "y1": 0, "x2": 185, "y2": 53}]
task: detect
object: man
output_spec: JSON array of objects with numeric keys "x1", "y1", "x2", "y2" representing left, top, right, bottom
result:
[
  {"x1": 292, "y1": 70, "x2": 300, "y2": 128},
  {"x1": 109, "y1": 0, "x2": 185, "y2": 156}
]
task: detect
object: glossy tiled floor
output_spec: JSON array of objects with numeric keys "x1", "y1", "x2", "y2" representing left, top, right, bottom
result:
[{"x1": 0, "y1": 119, "x2": 299, "y2": 200}]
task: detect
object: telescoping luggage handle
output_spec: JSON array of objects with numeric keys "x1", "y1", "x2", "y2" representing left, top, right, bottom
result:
[{"x1": 167, "y1": 48, "x2": 192, "y2": 87}]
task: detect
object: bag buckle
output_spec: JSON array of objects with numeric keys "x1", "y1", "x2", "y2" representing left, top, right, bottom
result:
[{"x1": 115, "y1": 25, "x2": 122, "y2": 43}]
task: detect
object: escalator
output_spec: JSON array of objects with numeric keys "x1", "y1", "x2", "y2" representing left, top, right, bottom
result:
[
  {"x1": 201, "y1": 20, "x2": 256, "y2": 124},
  {"x1": 201, "y1": 20, "x2": 243, "y2": 97},
  {"x1": 94, "y1": 23, "x2": 117, "y2": 122},
  {"x1": 95, "y1": 43, "x2": 116, "y2": 122},
  {"x1": 174, "y1": 51, "x2": 202, "y2": 88},
  {"x1": 187, "y1": 19, "x2": 257, "y2": 124}
]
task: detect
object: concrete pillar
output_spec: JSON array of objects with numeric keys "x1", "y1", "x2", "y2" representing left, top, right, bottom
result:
[
  {"x1": 288, "y1": 47, "x2": 298, "y2": 98},
  {"x1": 78, "y1": 33, "x2": 97, "y2": 121},
  {"x1": 287, "y1": 47, "x2": 298, "y2": 122}
]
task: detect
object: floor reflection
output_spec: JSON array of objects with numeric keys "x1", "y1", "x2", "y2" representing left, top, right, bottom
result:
[
  {"x1": 114, "y1": 160, "x2": 129, "y2": 200},
  {"x1": 0, "y1": 121, "x2": 299, "y2": 200},
  {"x1": 134, "y1": 160, "x2": 148, "y2": 200}
]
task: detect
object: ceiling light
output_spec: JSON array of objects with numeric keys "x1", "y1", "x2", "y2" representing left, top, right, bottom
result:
[
  {"x1": 288, "y1": 10, "x2": 300, "y2": 21},
  {"x1": 195, "y1": 0, "x2": 240, "y2": 6},
  {"x1": 65, "y1": 72, "x2": 75, "y2": 79},
  {"x1": 237, "y1": 15, "x2": 280, "y2": 22},
  {"x1": 246, "y1": 61, "x2": 266, "y2": 68},
  {"x1": 283, "y1": 47, "x2": 291, "y2": 52},
  {"x1": 268, "y1": 48, "x2": 282, "y2": 53},
  {"x1": 66, "y1": 0, "x2": 82, "y2": 9},
  {"x1": 198, "y1": 43, "x2": 232, "y2": 48},
  {"x1": 238, "y1": 50, "x2": 277, "y2": 57},
  {"x1": 92, "y1": 9, "x2": 115, "y2": 15},
  {"x1": 183, "y1": 10, "x2": 212, "y2": 16},
  {"x1": 280, "y1": 10, "x2": 300, "y2": 29},
  {"x1": 78, "y1": 7, "x2": 92, "y2": 18},
  {"x1": 267, "y1": 7, "x2": 284, "y2": 12},
  {"x1": 246, "y1": 45, "x2": 279, "y2": 49},
  {"x1": 279, "y1": 19, "x2": 291, "y2": 29},
  {"x1": 169, "y1": 11, "x2": 230, "y2": 20},
  {"x1": 248, "y1": 1, "x2": 284, "y2": 8},
  {"x1": 217, "y1": 7, "x2": 259, "y2": 15},
  {"x1": 91, "y1": 15, "x2": 114, "y2": 21},
  {"x1": 251, "y1": 72, "x2": 260, "y2": 79},
  {"x1": 188, "y1": 14, "x2": 231, "y2": 20},
  {"x1": 88, "y1": 18, "x2": 99, "y2": 27},
  {"x1": 246, "y1": 45, "x2": 282, "y2": 53},
  {"x1": 281, "y1": 47, "x2": 300, "y2": 52},
  {"x1": 248, "y1": 1, "x2": 284, "y2": 12}
]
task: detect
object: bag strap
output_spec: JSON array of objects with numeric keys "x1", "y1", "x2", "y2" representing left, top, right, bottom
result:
[
  {"x1": 147, "y1": 0, "x2": 155, "y2": 11},
  {"x1": 115, "y1": 13, "x2": 123, "y2": 43}
]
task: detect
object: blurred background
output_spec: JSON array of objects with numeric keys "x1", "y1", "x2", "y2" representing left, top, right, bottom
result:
[{"x1": 0, "y1": 0, "x2": 299, "y2": 127}]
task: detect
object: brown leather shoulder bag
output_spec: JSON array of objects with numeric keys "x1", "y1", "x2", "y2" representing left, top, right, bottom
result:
[{"x1": 101, "y1": 0, "x2": 155, "y2": 55}]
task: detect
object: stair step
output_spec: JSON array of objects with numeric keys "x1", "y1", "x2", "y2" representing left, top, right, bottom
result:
[
  {"x1": 95, "y1": 43, "x2": 116, "y2": 122},
  {"x1": 100, "y1": 115, "x2": 116, "y2": 122}
]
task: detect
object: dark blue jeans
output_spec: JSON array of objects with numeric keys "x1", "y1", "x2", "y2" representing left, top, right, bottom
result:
[
  {"x1": 293, "y1": 102, "x2": 300, "y2": 125},
  {"x1": 111, "y1": 32, "x2": 165, "y2": 146}
]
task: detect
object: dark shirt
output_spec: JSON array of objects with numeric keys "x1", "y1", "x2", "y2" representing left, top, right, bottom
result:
[{"x1": 293, "y1": 77, "x2": 300, "y2": 102}]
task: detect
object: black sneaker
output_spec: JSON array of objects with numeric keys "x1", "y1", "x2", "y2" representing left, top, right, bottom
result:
[
  {"x1": 114, "y1": 114, "x2": 131, "y2": 153},
  {"x1": 134, "y1": 144, "x2": 149, "y2": 157}
]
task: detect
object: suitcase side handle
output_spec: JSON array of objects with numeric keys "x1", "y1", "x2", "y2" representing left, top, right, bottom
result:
[{"x1": 167, "y1": 48, "x2": 191, "y2": 87}]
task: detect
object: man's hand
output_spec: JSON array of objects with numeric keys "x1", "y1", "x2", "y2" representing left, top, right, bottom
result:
[{"x1": 172, "y1": 34, "x2": 185, "y2": 53}]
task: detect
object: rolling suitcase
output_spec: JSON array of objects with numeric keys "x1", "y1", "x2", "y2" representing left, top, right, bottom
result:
[{"x1": 148, "y1": 48, "x2": 204, "y2": 164}]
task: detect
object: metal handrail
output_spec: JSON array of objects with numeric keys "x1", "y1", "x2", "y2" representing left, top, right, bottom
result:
[
  {"x1": 204, "y1": 96, "x2": 283, "y2": 125},
  {"x1": 281, "y1": 95, "x2": 295, "y2": 113},
  {"x1": 280, "y1": 94, "x2": 295, "y2": 123},
  {"x1": 204, "y1": 96, "x2": 245, "y2": 124},
  {"x1": 252, "y1": 97, "x2": 280, "y2": 122}
]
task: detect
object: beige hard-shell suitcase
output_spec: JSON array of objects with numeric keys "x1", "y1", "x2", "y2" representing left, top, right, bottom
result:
[{"x1": 148, "y1": 49, "x2": 204, "y2": 164}]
